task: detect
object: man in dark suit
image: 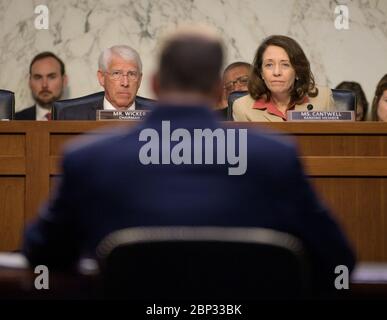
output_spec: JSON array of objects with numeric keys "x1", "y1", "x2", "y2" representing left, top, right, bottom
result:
[
  {"x1": 215, "y1": 61, "x2": 251, "y2": 119},
  {"x1": 23, "y1": 26, "x2": 355, "y2": 292},
  {"x1": 15, "y1": 52, "x2": 68, "y2": 120},
  {"x1": 57, "y1": 45, "x2": 147, "y2": 120},
  {"x1": 55, "y1": 92, "x2": 153, "y2": 120}
]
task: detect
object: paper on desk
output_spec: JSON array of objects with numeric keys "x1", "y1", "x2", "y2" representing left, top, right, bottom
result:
[
  {"x1": 351, "y1": 262, "x2": 387, "y2": 283},
  {"x1": 0, "y1": 252, "x2": 29, "y2": 269}
]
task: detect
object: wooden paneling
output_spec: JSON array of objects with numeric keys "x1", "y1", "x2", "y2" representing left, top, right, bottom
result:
[
  {"x1": 25, "y1": 129, "x2": 50, "y2": 222},
  {"x1": 0, "y1": 134, "x2": 26, "y2": 174},
  {"x1": 311, "y1": 178, "x2": 386, "y2": 262},
  {"x1": 302, "y1": 156, "x2": 387, "y2": 176},
  {"x1": 0, "y1": 134, "x2": 25, "y2": 156},
  {"x1": 0, "y1": 156, "x2": 25, "y2": 174},
  {"x1": 49, "y1": 134, "x2": 81, "y2": 156},
  {"x1": 0, "y1": 121, "x2": 386, "y2": 263},
  {"x1": 0, "y1": 178, "x2": 25, "y2": 251},
  {"x1": 296, "y1": 135, "x2": 387, "y2": 156}
]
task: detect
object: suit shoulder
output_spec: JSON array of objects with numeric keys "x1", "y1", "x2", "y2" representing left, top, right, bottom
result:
[
  {"x1": 233, "y1": 94, "x2": 255, "y2": 110},
  {"x1": 62, "y1": 98, "x2": 102, "y2": 112},
  {"x1": 15, "y1": 106, "x2": 35, "y2": 120},
  {"x1": 315, "y1": 85, "x2": 332, "y2": 96},
  {"x1": 310, "y1": 85, "x2": 334, "y2": 110},
  {"x1": 232, "y1": 95, "x2": 255, "y2": 119}
]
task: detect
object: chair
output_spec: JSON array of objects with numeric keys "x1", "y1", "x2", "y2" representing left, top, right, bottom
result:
[
  {"x1": 0, "y1": 89, "x2": 15, "y2": 120},
  {"x1": 53, "y1": 92, "x2": 157, "y2": 120},
  {"x1": 227, "y1": 90, "x2": 248, "y2": 120},
  {"x1": 96, "y1": 226, "x2": 311, "y2": 299},
  {"x1": 52, "y1": 91, "x2": 105, "y2": 120},
  {"x1": 331, "y1": 89, "x2": 356, "y2": 111}
]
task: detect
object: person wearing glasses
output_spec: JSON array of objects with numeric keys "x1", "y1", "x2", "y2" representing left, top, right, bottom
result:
[
  {"x1": 233, "y1": 35, "x2": 334, "y2": 122},
  {"x1": 223, "y1": 62, "x2": 251, "y2": 98},
  {"x1": 215, "y1": 62, "x2": 251, "y2": 119},
  {"x1": 57, "y1": 45, "x2": 149, "y2": 120}
]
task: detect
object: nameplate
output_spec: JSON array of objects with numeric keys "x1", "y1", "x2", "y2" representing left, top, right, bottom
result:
[
  {"x1": 287, "y1": 111, "x2": 355, "y2": 121},
  {"x1": 97, "y1": 110, "x2": 149, "y2": 121}
]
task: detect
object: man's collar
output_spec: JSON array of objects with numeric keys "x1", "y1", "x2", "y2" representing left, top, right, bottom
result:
[
  {"x1": 35, "y1": 103, "x2": 51, "y2": 120},
  {"x1": 103, "y1": 97, "x2": 135, "y2": 110}
]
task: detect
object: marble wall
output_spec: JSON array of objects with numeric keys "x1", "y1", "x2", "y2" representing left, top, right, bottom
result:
[{"x1": 0, "y1": 0, "x2": 386, "y2": 118}]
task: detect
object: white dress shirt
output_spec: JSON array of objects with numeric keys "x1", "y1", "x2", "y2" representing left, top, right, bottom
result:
[
  {"x1": 103, "y1": 97, "x2": 135, "y2": 110},
  {"x1": 35, "y1": 104, "x2": 51, "y2": 121}
]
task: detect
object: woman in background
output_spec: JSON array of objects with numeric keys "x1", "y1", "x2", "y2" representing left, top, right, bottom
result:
[
  {"x1": 335, "y1": 81, "x2": 368, "y2": 121},
  {"x1": 371, "y1": 74, "x2": 387, "y2": 122},
  {"x1": 233, "y1": 35, "x2": 334, "y2": 122}
]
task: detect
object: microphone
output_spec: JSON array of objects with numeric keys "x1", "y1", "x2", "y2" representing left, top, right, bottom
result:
[{"x1": 307, "y1": 104, "x2": 313, "y2": 111}]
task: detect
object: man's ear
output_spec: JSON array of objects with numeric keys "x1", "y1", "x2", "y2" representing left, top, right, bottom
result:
[
  {"x1": 97, "y1": 70, "x2": 105, "y2": 88},
  {"x1": 62, "y1": 74, "x2": 69, "y2": 87},
  {"x1": 151, "y1": 72, "x2": 160, "y2": 97},
  {"x1": 28, "y1": 76, "x2": 32, "y2": 90}
]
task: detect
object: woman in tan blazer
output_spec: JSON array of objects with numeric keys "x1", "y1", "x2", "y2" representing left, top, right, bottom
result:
[
  {"x1": 233, "y1": 35, "x2": 334, "y2": 122},
  {"x1": 371, "y1": 74, "x2": 387, "y2": 122}
]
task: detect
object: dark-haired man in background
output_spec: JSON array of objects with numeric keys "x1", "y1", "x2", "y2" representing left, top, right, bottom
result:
[
  {"x1": 15, "y1": 52, "x2": 68, "y2": 120},
  {"x1": 216, "y1": 61, "x2": 251, "y2": 119}
]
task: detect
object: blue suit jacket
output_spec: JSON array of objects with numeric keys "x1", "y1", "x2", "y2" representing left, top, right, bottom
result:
[
  {"x1": 15, "y1": 105, "x2": 36, "y2": 120},
  {"x1": 23, "y1": 104, "x2": 355, "y2": 289}
]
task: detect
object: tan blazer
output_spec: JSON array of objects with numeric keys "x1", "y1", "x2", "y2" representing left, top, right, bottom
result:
[{"x1": 233, "y1": 86, "x2": 334, "y2": 122}]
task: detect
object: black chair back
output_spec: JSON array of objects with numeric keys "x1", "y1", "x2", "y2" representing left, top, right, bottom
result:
[
  {"x1": 97, "y1": 227, "x2": 311, "y2": 299},
  {"x1": 332, "y1": 89, "x2": 356, "y2": 111},
  {"x1": 0, "y1": 89, "x2": 15, "y2": 120},
  {"x1": 53, "y1": 91, "x2": 105, "y2": 120},
  {"x1": 228, "y1": 91, "x2": 248, "y2": 120}
]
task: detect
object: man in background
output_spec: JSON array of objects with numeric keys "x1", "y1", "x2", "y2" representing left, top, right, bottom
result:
[
  {"x1": 57, "y1": 45, "x2": 152, "y2": 120},
  {"x1": 216, "y1": 61, "x2": 251, "y2": 119},
  {"x1": 15, "y1": 52, "x2": 68, "y2": 120}
]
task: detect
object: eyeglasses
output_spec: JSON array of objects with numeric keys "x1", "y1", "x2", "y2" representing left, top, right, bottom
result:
[
  {"x1": 224, "y1": 75, "x2": 249, "y2": 91},
  {"x1": 105, "y1": 70, "x2": 140, "y2": 81}
]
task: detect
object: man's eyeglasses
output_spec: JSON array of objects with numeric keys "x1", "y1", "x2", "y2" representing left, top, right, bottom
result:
[
  {"x1": 224, "y1": 75, "x2": 249, "y2": 91},
  {"x1": 106, "y1": 70, "x2": 140, "y2": 81}
]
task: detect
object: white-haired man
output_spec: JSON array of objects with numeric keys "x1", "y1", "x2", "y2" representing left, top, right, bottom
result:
[{"x1": 58, "y1": 45, "x2": 152, "y2": 120}]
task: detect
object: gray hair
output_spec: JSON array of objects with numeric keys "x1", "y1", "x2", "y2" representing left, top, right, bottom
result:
[{"x1": 98, "y1": 45, "x2": 142, "y2": 73}]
